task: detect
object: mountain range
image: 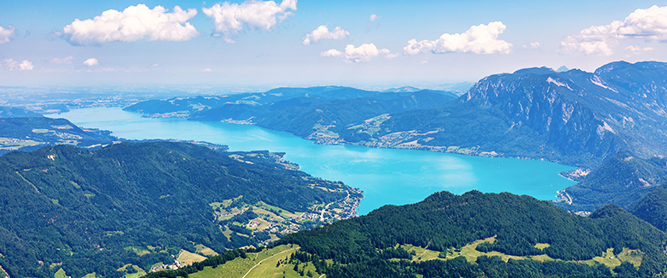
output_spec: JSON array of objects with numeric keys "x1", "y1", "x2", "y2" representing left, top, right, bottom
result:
[{"x1": 126, "y1": 61, "x2": 667, "y2": 168}]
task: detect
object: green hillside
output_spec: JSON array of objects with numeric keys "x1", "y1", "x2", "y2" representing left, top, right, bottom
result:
[
  {"x1": 0, "y1": 117, "x2": 117, "y2": 156},
  {"x1": 630, "y1": 186, "x2": 667, "y2": 232},
  {"x1": 0, "y1": 142, "x2": 360, "y2": 277},
  {"x1": 170, "y1": 191, "x2": 667, "y2": 278},
  {"x1": 556, "y1": 151, "x2": 667, "y2": 212}
]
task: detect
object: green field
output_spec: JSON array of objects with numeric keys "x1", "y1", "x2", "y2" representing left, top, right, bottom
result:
[
  {"x1": 54, "y1": 268, "x2": 67, "y2": 278},
  {"x1": 189, "y1": 244, "x2": 321, "y2": 278},
  {"x1": 195, "y1": 244, "x2": 219, "y2": 257},
  {"x1": 116, "y1": 264, "x2": 146, "y2": 278},
  {"x1": 396, "y1": 236, "x2": 643, "y2": 272},
  {"x1": 177, "y1": 250, "x2": 207, "y2": 265},
  {"x1": 0, "y1": 137, "x2": 44, "y2": 150}
]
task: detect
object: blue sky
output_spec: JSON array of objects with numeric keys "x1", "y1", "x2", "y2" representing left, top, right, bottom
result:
[{"x1": 1, "y1": 0, "x2": 666, "y2": 90}]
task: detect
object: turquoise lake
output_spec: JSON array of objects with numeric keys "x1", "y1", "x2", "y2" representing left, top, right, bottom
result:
[{"x1": 48, "y1": 107, "x2": 576, "y2": 215}]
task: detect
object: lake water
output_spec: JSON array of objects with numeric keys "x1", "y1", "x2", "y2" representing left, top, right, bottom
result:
[{"x1": 47, "y1": 107, "x2": 576, "y2": 215}]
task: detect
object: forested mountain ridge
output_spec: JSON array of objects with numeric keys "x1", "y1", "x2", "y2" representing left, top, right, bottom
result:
[
  {"x1": 555, "y1": 151, "x2": 667, "y2": 212},
  {"x1": 0, "y1": 117, "x2": 117, "y2": 156},
  {"x1": 630, "y1": 186, "x2": 667, "y2": 233},
  {"x1": 0, "y1": 142, "x2": 360, "y2": 277},
  {"x1": 124, "y1": 87, "x2": 459, "y2": 144},
  {"x1": 0, "y1": 106, "x2": 42, "y2": 118},
  {"x1": 157, "y1": 190, "x2": 667, "y2": 278}
]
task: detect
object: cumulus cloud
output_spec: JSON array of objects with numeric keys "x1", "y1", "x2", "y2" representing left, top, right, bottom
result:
[
  {"x1": 2, "y1": 59, "x2": 33, "y2": 71},
  {"x1": 202, "y1": 68, "x2": 213, "y2": 72},
  {"x1": 626, "y1": 45, "x2": 655, "y2": 53},
  {"x1": 386, "y1": 53, "x2": 400, "y2": 59},
  {"x1": 0, "y1": 24, "x2": 16, "y2": 44},
  {"x1": 51, "y1": 56, "x2": 74, "y2": 64},
  {"x1": 303, "y1": 25, "x2": 349, "y2": 45},
  {"x1": 202, "y1": 0, "x2": 297, "y2": 43},
  {"x1": 403, "y1": 21, "x2": 512, "y2": 55},
  {"x1": 83, "y1": 58, "x2": 99, "y2": 66},
  {"x1": 523, "y1": 42, "x2": 541, "y2": 49},
  {"x1": 19, "y1": 60, "x2": 33, "y2": 71},
  {"x1": 61, "y1": 4, "x2": 199, "y2": 46},
  {"x1": 561, "y1": 5, "x2": 667, "y2": 56},
  {"x1": 2, "y1": 59, "x2": 18, "y2": 70},
  {"x1": 370, "y1": 14, "x2": 381, "y2": 22},
  {"x1": 320, "y1": 43, "x2": 391, "y2": 63}
]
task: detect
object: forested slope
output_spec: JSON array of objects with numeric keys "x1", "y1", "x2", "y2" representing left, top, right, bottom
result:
[
  {"x1": 0, "y1": 142, "x2": 359, "y2": 277},
  {"x1": 163, "y1": 191, "x2": 667, "y2": 278}
]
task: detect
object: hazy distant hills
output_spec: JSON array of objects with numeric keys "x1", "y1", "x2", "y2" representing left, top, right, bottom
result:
[
  {"x1": 0, "y1": 142, "x2": 359, "y2": 277},
  {"x1": 124, "y1": 87, "x2": 459, "y2": 142},
  {"x1": 125, "y1": 61, "x2": 667, "y2": 167},
  {"x1": 155, "y1": 191, "x2": 667, "y2": 278},
  {"x1": 0, "y1": 106, "x2": 42, "y2": 118}
]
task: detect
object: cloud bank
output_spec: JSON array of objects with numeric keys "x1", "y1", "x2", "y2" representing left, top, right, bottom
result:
[
  {"x1": 202, "y1": 0, "x2": 297, "y2": 43},
  {"x1": 62, "y1": 4, "x2": 199, "y2": 46},
  {"x1": 303, "y1": 25, "x2": 349, "y2": 45},
  {"x1": 403, "y1": 21, "x2": 512, "y2": 55},
  {"x1": 0, "y1": 24, "x2": 16, "y2": 44},
  {"x1": 561, "y1": 5, "x2": 667, "y2": 56},
  {"x1": 321, "y1": 43, "x2": 391, "y2": 63}
]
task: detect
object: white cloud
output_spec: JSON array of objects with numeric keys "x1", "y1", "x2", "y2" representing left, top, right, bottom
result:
[
  {"x1": 202, "y1": 68, "x2": 213, "y2": 72},
  {"x1": 370, "y1": 14, "x2": 381, "y2": 22},
  {"x1": 1, "y1": 59, "x2": 32, "y2": 71},
  {"x1": 385, "y1": 53, "x2": 400, "y2": 59},
  {"x1": 303, "y1": 25, "x2": 349, "y2": 45},
  {"x1": 403, "y1": 21, "x2": 512, "y2": 55},
  {"x1": 523, "y1": 42, "x2": 541, "y2": 49},
  {"x1": 51, "y1": 56, "x2": 74, "y2": 64},
  {"x1": 83, "y1": 58, "x2": 99, "y2": 67},
  {"x1": 19, "y1": 60, "x2": 33, "y2": 71},
  {"x1": 321, "y1": 43, "x2": 390, "y2": 63},
  {"x1": 202, "y1": 0, "x2": 297, "y2": 43},
  {"x1": 320, "y1": 49, "x2": 342, "y2": 57},
  {"x1": 626, "y1": 45, "x2": 655, "y2": 53},
  {"x1": 420, "y1": 60, "x2": 428, "y2": 64},
  {"x1": 2, "y1": 59, "x2": 18, "y2": 70},
  {"x1": 561, "y1": 5, "x2": 667, "y2": 56},
  {"x1": 62, "y1": 4, "x2": 199, "y2": 45},
  {"x1": 0, "y1": 24, "x2": 16, "y2": 44}
]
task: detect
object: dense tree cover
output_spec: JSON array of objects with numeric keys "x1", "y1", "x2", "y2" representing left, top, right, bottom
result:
[
  {"x1": 276, "y1": 191, "x2": 667, "y2": 277},
  {"x1": 558, "y1": 151, "x2": 667, "y2": 212},
  {"x1": 0, "y1": 117, "x2": 116, "y2": 155},
  {"x1": 125, "y1": 87, "x2": 457, "y2": 146},
  {"x1": 0, "y1": 142, "x2": 356, "y2": 277},
  {"x1": 191, "y1": 89, "x2": 457, "y2": 139},
  {"x1": 0, "y1": 106, "x2": 42, "y2": 118},
  {"x1": 630, "y1": 185, "x2": 667, "y2": 232}
]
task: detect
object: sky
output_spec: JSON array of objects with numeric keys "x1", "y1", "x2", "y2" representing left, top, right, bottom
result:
[{"x1": 1, "y1": 0, "x2": 667, "y2": 90}]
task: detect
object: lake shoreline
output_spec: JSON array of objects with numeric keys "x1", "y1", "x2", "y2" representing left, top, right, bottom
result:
[{"x1": 48, "y1": 107, "x2": 578, "y2": 215}]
